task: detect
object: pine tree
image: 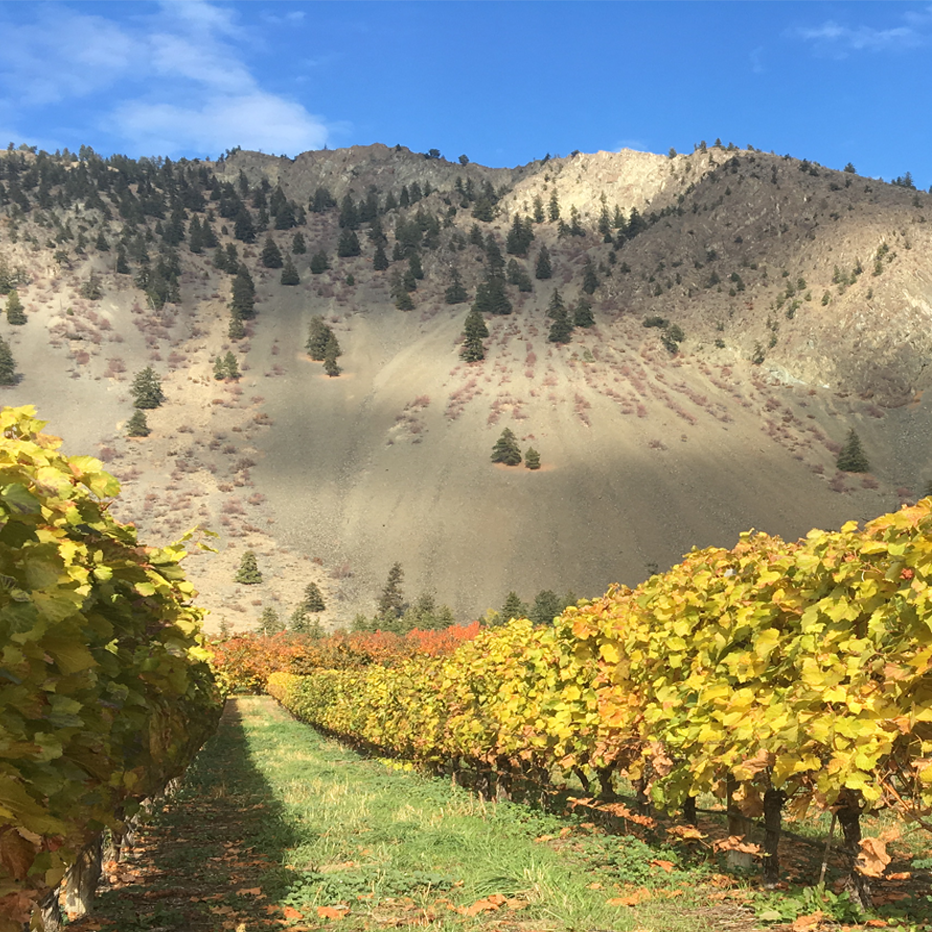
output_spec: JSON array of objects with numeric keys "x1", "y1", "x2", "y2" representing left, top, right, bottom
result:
[
  {"x1": 234, "y1": 207, "x2": 256, "y2": 243},
  {"x1": 261, "y1": 235, "x2": 283, "y2": 268},
  {"x1": 126, "y1": 409, "x2": 150, "y2": 437},
  {"x1": 500, "y1": 591, "x2": 528, "y2": 623},
  {"x1": 408, "y1": 252, "x2": 424, "y2": 280},
  {"x1": 115, "y1": 245, "x2": 130, "y2": 274},
  {"x1": 5, "y1": 289, "x2": 26, "y2": 325},
  {"x1": 373, "y1": 244, "x2": 389, "y2": 271},
  {"x1": 289, "y1": 607, "x2": 311, "y2": 634},
  {"x1": 95, "y1": 230, "x2": 110, "y2": 252},
  {"x1": 0, "y1": 336, "x2": 16, "y2": 385},
  {"x1": 280, "y1": 257, "x2": 300, "y2": 285},
  {"x1": 548, "y1": 190, "x2": 560, "y2": 221},
  {"x1": 231, "y1": 267, "x2": 256, "y2": 320},
  {"x1": 506, "y1": 259, "x2": 532, "y2": 292},
  {"x1": 228, "y1": 314, "x2": 246, "y2": 340},
  {"x1": 292, "y1": 231, "x2": 307, "y2": 254},
  {"x1": 188, "y1": 216, "x2": 204, "y2": 254},
  {"x1": 837, "y1": 429, "x2": 870, "y2": 472},
  {"x1": 235, "y1": 551, "x2": 262, "y2": 585},
  {"x1": 530, "y1": 589, "x2": 563, "y2": 626},
  {"x1": 546, "y1": 288, "x2": 566, "y2": 318},
  {"x1": 130, "y1": 366, "x2": 165, "y2": 409},
  {"x1": 378, "y1": 562, "x2": 405, "y2": 620},
  {"x1": 306, "y1": 316, "x2": 337, "y2": 360},
  {"x1": 223, "y1": 351, "x2": 240, "y2": 379},
  {"x1": 337, "y1": 229, "x2": 361, "y2": 258},
  {"x1": 525, "y1": 447, "x2": 541, "y2": 470},
  {"x1": 535, "y1": 245, "x2": 552, "y2": 280},
  {"x1": 573, "y1": 297, "x2": 595, "y2": 327},
  {"x1": 257, "y1": 606, "x2": 282, "y2": 634},
  {"x1": 302, "y1": 581, "x2": 326, "y2": 613},
  {"x1": 548, "y1": 310, "x2": 574, "y2": 344},
  {"x1": 461, "y1": 308, "x2": 488, "y2": 362},
  {"x1": 324, "y1": 346, "x2": 342, "y2": 377},
  {"x1": 444, "y1": 267, "x2": 468, "y2": 304},
  {"x1": 581, "y1": 258, "x2": 599, "y2": 294},
  {"x1": 310, "y1": 250, "x2": 330, "y2": 274},
  {"x1": 532, "y1": 195, "x2": 545, "y2": 224},
  {"x1": 491, "y1": 428, "x2": 522, "y2": 466}
]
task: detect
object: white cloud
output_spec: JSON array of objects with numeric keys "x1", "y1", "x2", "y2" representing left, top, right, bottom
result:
[
  {"x1": 112, "y1": 92, "x2": 328, "y2": 158},
  {"x1": 0, "y1": 0, "x2": 331, "y2": 157},
  {"x1": 792, "y1": 10, "x2": 931, "y2": 56}
]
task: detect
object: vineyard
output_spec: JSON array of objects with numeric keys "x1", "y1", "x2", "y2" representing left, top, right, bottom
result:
[
  {"x1": 0, "y1": 406, "x2": 221, "y2": 931},
  {"x1": 261, "y1": 500, "x2": 932, "y2": 913},
  {"x1": 6, "y1": 399, "x2": 932, "y2": 929}
]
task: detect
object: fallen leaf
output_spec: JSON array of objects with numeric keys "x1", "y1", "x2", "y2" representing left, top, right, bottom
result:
[
  {"x1": 666, "y1": 825, "x2": 707, "y2": 841},
  {"x1": 282, "y1": 906, "x2": 304, "y2": 920},
  {"x1": 607, "y1": 888, "x2": 652, "y2": 907},
  {"x1": 236, "y1": 887, "x2": 265, "y2": 897},
  {"x1": 650, "y1": 858, "x2": 675, "y2": 873},
  {"x1": 857, "y1": 835, "x2": 892, "y2": 879},
  {"x1": 587, "y1": 881, "x2": 603, "y2": 889},
  {"x1": 791, "y1": 911, "x2": 824, "y2": 930},
  {"x1": 317, "y1": 905, "x2": 349, "y2": 920},
  {"x1": 712, "y1": 835, "x2": 762, "y2": 856},
  {"x1": 887, "y1": 871, "x2": 911, "y2": 881}
]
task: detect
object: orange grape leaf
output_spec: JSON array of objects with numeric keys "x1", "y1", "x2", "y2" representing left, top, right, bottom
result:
[
  {"x1": 587, "y1": 881, "x2": 603, "y2": 889},
  {"x1": 712, "y1": 835, "x2": 761, "y2": 855},
  {"x1": 666, "y1": 825, "x2": 707, "y2": 841},
  {"x1": 317, "y1": 905, "x2": 349, "y2": 920},
  {"x1": 857, "y1": 836, "x2": 892, "y2": 878},
  {"x1": 650, "y1": 859, "x2": 675, "y2": 873},
  {"x1": 887, "y1": 871, "x2": 911, "y2": 881},
  {"x1": 865, "y1": 920, "x2": 889, "y2": 928},
  {"x1": 790, "y1": 911, "x2": 823, "y2": 931},
  {"x1": 607, "y1": 888, "x2": 652, "y2": 907},
  {"x1": 282, "y1": 906, "x2": 304, "y2": 920},
  {"x1": 461, "y1": 896, "x2": 504, "y2": 916}
]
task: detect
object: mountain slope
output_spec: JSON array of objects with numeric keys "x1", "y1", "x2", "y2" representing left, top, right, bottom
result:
[{"x1": 1, "y1": 142, "x2": 930, "y2": 628}]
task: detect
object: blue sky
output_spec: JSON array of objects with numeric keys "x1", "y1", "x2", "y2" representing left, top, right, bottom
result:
[{"x1": 0, "y1": 1, "x2": 930, "y2": 187}]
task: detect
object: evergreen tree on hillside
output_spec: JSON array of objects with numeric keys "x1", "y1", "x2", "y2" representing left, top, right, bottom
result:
[
  {"x1": 235, "y1": 551, "x2": 262, "y2": 585},
  {"x1": 530, "y1": 589, "x2": 563, "y2": 626},
  {"x1": 505, "y1": 212, "x2": 534, "y2": 256},
  {"x1": 581, "y1": 258, "x2": 599, "y2": 294},
  {"x1": 302, "y1": 581, "x2": 326, "y2": 613},
  {"x1": 535, "y1": 245, "x2": 552, "y2": 280},
  {"x1": 306, "y1": 316, "x2": 334, "y2": 360},
  {"x1": 506, "y1": 259, "x2": 533, "y2": 292},
  {"x1": 461, "y1": 308, "x2": 488, "y2": 362},
  {"x1": 280, "y1": 257, "x2": 300, "y2": 285},
  {"x1": 372, "y1": 244, "x2": 390, "y2": 271},
  {"x1": 292, "y1": 231, "x2": 307, "y2": 254},
  {"x1": 491, "y1": 427, "x2": 522, "y2": 466},
  {"x1": 548, "y1": 190, "x2": 561, "y2": 222},
  {"x1": 337, "y1": 228, "x2": 362, "y2": 258},
  {"x1": 257, "y1": 606, "x2": 282, "y2": 634},
  {"x1": 261, "y1": 235, "x2": 283, "y2": 268},
  {"x1": 115, "y1": 245, "x2": 131, "y2": 274},
  {"x1": 5, "y1": 289, "x2": 26, "y2": 325},
  {"x1": 444, "y1": 267, "x2": 468, "y2": 304},
  {"x1": 573, "y1": 297, "x2": 595, "y2": 327},
  {"x1": 837, "y1": 429, "x2": 870, "y2": 473},
  {"x1": 323, "y1": 340, "x2": 342, "y2": 377},
  {"x1": 231, "y1": 267, "x2": 256, "y2": 320},
  {"x1": 130, "y1": 366, "x2": 164, "y2": 409},
  {"x1": 126, "y1": 409, "x2": 150, "y2": 437},
  {"x1": 548, "y1": 310, "x2": 574, "y2": 344},
  {"x1": 525, "y1": 447, "x2": 541, "y2": 470},
  {"x1": 234, "y1": 207, "x2": 256, "y2": 243},
  {"x1": 0, "y1": 336, "x2": 17, "y2": 385},
  {"x1": 310, "y1": 250, "x2": 330, "y2": 274},
  {"x1": 500, "y1": 591, "x2": 528, "y2": 623},
  {"x1": 377, "y1": 562, "x2": 405, "y2": 621}
]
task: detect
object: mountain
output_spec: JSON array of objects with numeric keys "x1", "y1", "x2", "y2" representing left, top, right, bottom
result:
[{"x1": 1, "y1": 141, "x2": 931, "y2": 631}]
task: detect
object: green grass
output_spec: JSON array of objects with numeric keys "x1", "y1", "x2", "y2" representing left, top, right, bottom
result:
[{"x1": 65, "y1": 697, "x2": 932, "y2": 932}]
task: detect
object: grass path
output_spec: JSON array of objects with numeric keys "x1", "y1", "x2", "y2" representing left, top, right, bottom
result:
[{"x1": 67, "y1": 698, "x2": 764, "y2": 932}]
